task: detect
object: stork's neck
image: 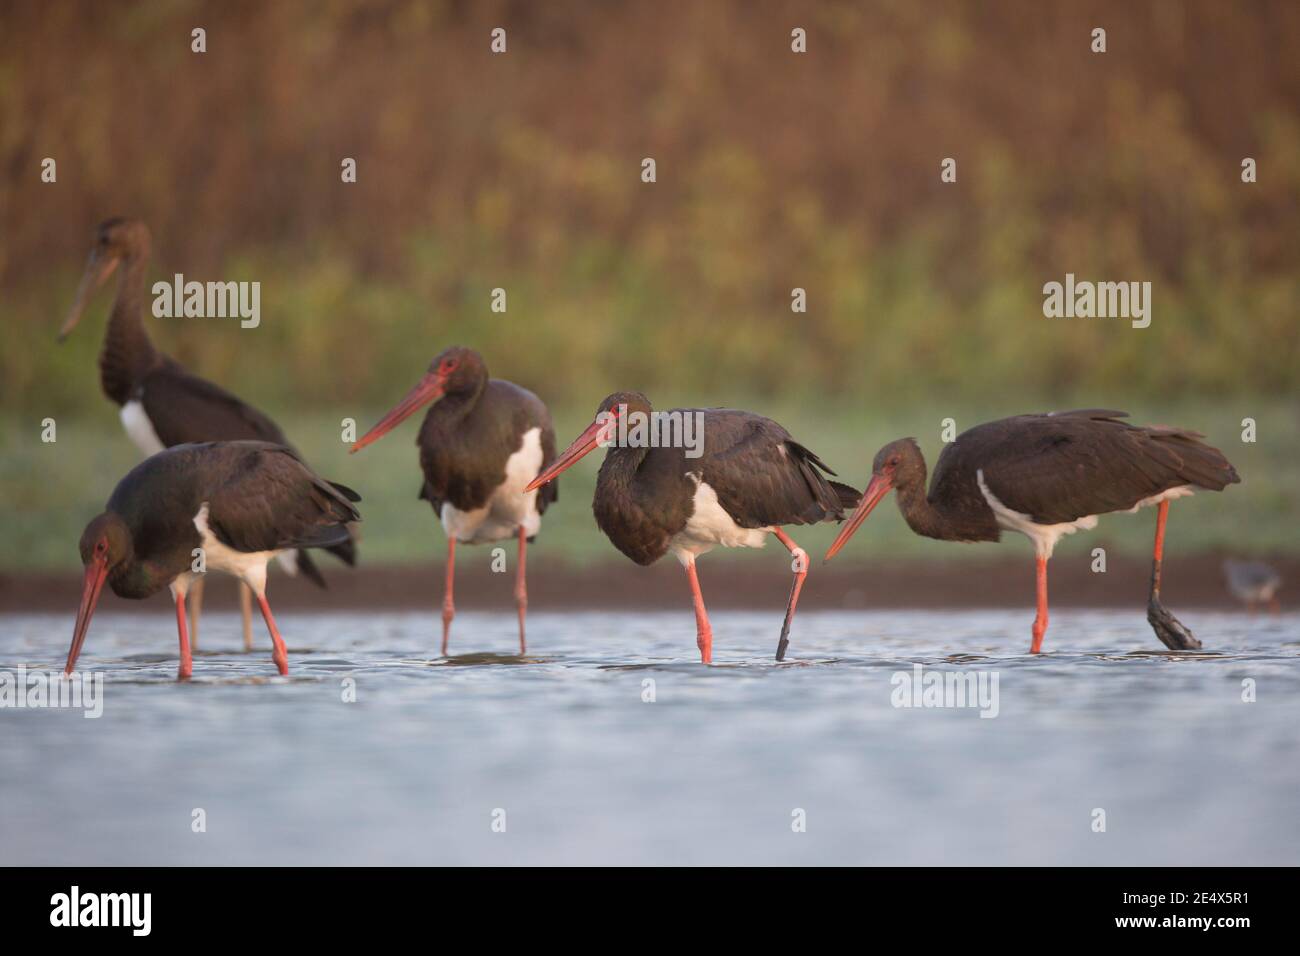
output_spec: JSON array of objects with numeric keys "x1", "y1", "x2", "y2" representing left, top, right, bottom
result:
[
  {"x1": 438, "y1": 371, "x2": 489, "y2": 421},
  {"x1": 99, "y1": 252, "x2": 160, "y2": 405},
  {"x1": 892, "y1": 458, "x2": 964, "y2": 542},
  {"x1": 895, "y1": 482, "x2": 946, "y2": 539},
  {"x1": 110, "y1": 556, "x2": 171, "y2": 601},
  {"x1": 595, "y1": 444, "x2": 650, "y2": 502}
]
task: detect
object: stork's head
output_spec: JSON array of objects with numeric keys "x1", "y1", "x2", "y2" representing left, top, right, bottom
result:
[
  {"x1": 350, "y1": 346, "x2": 488, "y2": 453},
  {"x1": 824, "y1": 438, "x2": 924, "y2": 562},
  {"x1": 525, "y1": 391, "x2": 653, "y2": 492},
  {"x1": 59, "y1": 218, "x2": 152, "y2": 341},
  {"x1": 66, "y1": 512, "x2": 133, "y2": 674}
]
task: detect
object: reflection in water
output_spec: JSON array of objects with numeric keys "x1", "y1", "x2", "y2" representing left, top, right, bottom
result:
[{"x1": 1, "y1": 609, "x2": 1297, "y2": 865}]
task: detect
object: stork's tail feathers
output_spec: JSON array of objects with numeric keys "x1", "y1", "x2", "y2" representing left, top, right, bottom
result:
[
  {"x1": 1145, "y1": 427, "x2": 1242, "y2": 491},
  {"x1": 294, "y1": 548, "x2": 329, "y2": 589},
  {"x1": 829, "y1": 480, "x2": 862, "y2": 512},
  {"x1": 329, "y1": 481, "x2": 362, "y2": 502},
  {"x1": 784, "y1": 440, "x2": 860, "y2": 521},
  {"x1": 326, "y1": 538, "x2": 357, "y2": 567}
]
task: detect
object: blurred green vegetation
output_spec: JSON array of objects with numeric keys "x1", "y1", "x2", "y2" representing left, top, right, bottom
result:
[
  {"x1": 1, "y1": 1, "x2": 1297, "y2": 567},
  {"x1": 2, "y1": 1, "x2": 1298, "y2": 414},
  {"x1": 3, "y1": 396, "x2": 1294, "y2": 571}
]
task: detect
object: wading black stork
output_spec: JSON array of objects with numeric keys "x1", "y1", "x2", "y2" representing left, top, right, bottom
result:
[
  {"x1": 59, "y1": 218, "x2": 357, "y2": 649},
  {"x1": 1222, "y1": 559, "x2": 1282, "y2": 613},
  {"x1": 526, "y1": 392, "x2": 860, "y2": 663},
  {"x1": 350, "y1": 346, "x2": 557, "y2": 655},
  {"x1": 823, "y1": 409, "x2": 1240, "y2": 651},
  {"x1": 65, "y1": 441, "x2": 361, "y2": 679}
]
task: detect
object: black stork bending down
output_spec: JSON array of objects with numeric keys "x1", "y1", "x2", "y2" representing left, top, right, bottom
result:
[
  {"x1": 65, "y1": 442, "x2": 361, "y2": 679},
  {"x1": 525, "y1": 392, "x2": 860, "y2": 663},
  {"x1": 823, "y1": 410, "x2": 1241, "y2": 652},
  {"x1": 59, "y1": 218, "x2": 357, "y2": 649},
  {"x1": 350, "y1": 347, "x2": 557, "y2": 655}
]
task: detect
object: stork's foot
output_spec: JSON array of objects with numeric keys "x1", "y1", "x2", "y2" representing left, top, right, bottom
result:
[{"x1": 1147, "y1": 598, "x2": 1201, "y2": 650}]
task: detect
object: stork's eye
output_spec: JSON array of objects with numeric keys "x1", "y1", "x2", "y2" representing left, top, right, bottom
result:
[
  {"x1": 440, "y1": 359, "x2": 456, "y2": 373},
  {"x1": 889, "y1": 456, "x2": 900, "y2": 467}
]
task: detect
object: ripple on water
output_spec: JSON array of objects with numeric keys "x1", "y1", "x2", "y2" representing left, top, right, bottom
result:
[{"x1": 1, "y1": 608, "x2": 1297, "y2": 865}]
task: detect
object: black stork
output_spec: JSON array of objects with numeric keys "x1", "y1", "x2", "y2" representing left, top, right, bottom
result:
[
  {"x1": 349, "y1": 346, "x2": 557, "y2": 655},
  {"x1": 823, "y1": 409, "x2": 1241, "y2": 651},
  {"x1": 1222, "y1": 559, "x2": 1281, "y2": 613},
  {"x1": 59, "y1": 217, "x2": 357, "y2": 649},
  {"x1": 65, "y1": 441, "x2": 361, "y2": 679},
  {"x1": 525, "y1": 392, "x2": 860, "y2": 663}
]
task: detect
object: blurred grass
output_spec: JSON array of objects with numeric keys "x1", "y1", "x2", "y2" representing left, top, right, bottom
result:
[
  {"x1": 3, "y1": 396, "x2": 1294, "y2": 572},
  {"x1": 1, "y1": 1, "x2": 1297, "y2": 570},
  {"x1": 2, "y1": 1, "x2": 1299, "y2": 415}
]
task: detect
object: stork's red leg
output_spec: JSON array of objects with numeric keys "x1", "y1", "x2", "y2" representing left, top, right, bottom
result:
[
  {"x1": 1146, "y1": 500, "x2": 1201, "y2": 649},
  {"x1": 515, "y1": 527, "x2": 528, "y2": 655},
  {"x1": 773, "y1": 528, "x2": 808, "y2": 661},
  {"x1": 1151, "y1": 499, "x2": 1168, "y2": 594},
  {"x1": 255, "y1": 593, "x2": 290, "y2": 675},
  {"x1": 187, "y1": 574, "x2": 204, "y2": 652},
  {"x1": 442, "y1": 537, "x2": 456, "y2": 656},
  {"x1": 683, "y1": 559, "x2": 713, "y2": 664},
  {"x1": 1030, "y1": 556, "x2": 1049, "y2": 653},
  {"x1": 172, "y1": 585, "x2": 193, "y2": 680},
  {"x1": 239, "y1": 583, "x2": 254, "y2": 651}
]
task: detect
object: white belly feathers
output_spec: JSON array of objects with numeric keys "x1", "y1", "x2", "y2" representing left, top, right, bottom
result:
[
  {"x1": 192, "y1": 503, "x2": 280, "y2": 595},
  {"x1": 668, "y1": 474, "x2": 771, "y2": 564},
  {"x1": 120, "y1": 399, "x2": 165, "y2": 456},
  {"x1": 440, "y1": 426, "x2": 545, "y2": 545},
  {"x1": 976, "y1": 468, "x2": 1194, "y2": 559}
]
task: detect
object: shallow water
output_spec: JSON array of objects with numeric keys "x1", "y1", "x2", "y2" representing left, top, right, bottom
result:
[{"x1": 2, "y1": 608, "x2": 1298, "y2": 865}]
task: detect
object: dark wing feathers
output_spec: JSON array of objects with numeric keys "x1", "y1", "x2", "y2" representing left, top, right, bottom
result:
[
  {"x1": 140, "y1": 362, "x2": 291, "y2": 446},
  {"x1": 828, "y1": 480, "x2": 863, "y2": 511},
  {"x1": 535, "y1": 409, "x2": 559, "y2": 515},
  {"x1": 328, "y1": 481, "x2": 362, "y2": 503},
  {"x1": 696, "y1": 411, "x2": 857, "y2": 528},
  {"x1": 968, "y1": 412, "x2": 1239, "y2": 525},
  {"x1": 140, "y1": 364, "x2": 360, "y2": 580},
  {"x1": 200, "y1": 443, "x2": 362, "y2": 556},
  {"x1": 293, "y1": 549, "x2": 329, "y2": 588},
  {"x1": 418, "y1": 378, "x2": 556, "y2": 517},
  {"x1": 1046, "y1": 408, "x2": 1130, "y2": 421}
]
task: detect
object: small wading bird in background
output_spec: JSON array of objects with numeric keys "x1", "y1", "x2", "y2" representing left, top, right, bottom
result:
[
  {"x1": 59, "y1": 218, "x2": 358, "y2": 650},
  {"x1": 526, "y1": 392, "x2": 860, "y2": 663},
  {"x1": 350, "y1": 346, "x2": 557, "y2": 655},
  {"x1": 824, "y1": 409, "x2": 1240, "y2": 651},
  {"x1": 65, "y1": 442, "x2": 361, "y2": 679},
  {"x1": 1222, "y1": 558, "x2": 1282, "y2": 613}
]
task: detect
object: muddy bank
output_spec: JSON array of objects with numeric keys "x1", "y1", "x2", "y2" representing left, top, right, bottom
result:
[{"x1": 1, "y1": 554, "x2": 1290, "y2": 615}]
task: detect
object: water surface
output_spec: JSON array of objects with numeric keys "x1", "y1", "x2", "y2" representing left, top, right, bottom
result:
[{"x1": 2, "y1": 609, "x2": 1297, "y2": 865}]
